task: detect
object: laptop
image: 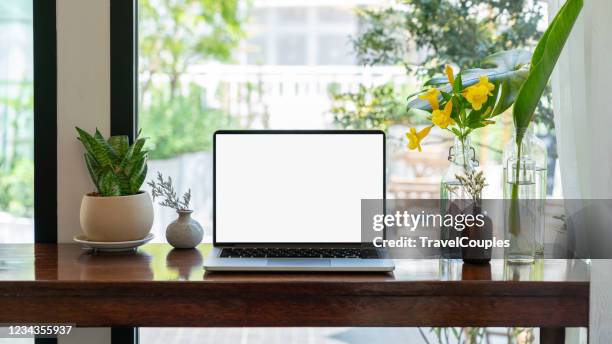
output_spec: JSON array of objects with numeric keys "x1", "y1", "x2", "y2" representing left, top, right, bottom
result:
[{"x1": 204, "y1": 130, "x2": 394, "y2": 272}]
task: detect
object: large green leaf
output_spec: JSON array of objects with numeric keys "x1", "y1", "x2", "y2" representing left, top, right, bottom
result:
[
  {"x1": 94, "y1": 129, "x2": 120, "y2": 165},
  {"x1": 98, "y1": 171, "x2": 121, "y2": 196},
  {"x1": 129, "y1": 165, "x2": 147, "y2": 194},
  {"x1": 108, "y1": 135, "x2": 129, "y2": 158},
  {"x1": 84, "y1": 154, "x2": 101, "y2": 193},
  {"x1": 75, "y1": 127, "x2": 99, "y2": 159},
  {"x1": 126, "y1": 155, "x2": 146, "y2": 179},
  {"x1": 408, "y1": 49, "x2": 531, "y2": 114},
  {"x1": 513, "y1": 0, "x2": 583, "y2": 143},
  {"x1": 481, "y1": 50, "x2": 531, "y2": 116},
  {"x1": 509, "y1": 0, "x2": 583, "y2": 236},
  {"x1": 76, "y1": 127, "x2": 114, "y2": 168},
  {"x1": 131, "y1": 137, "x2": 147, "y2": 156},
  {"x1": 119, "y1": 137, "x2": 146, "y2": 169}
]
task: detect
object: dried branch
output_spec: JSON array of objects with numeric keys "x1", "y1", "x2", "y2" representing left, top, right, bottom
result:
[
  {"x1": 455, "y1": 170, "x2": 486, "y2": 203},
  {"x1": 147, "y1": 172, "x2": 191, "y2": 211}
]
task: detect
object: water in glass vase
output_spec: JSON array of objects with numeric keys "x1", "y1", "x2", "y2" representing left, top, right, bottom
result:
[
  {"x1": 534, "y1": 167, "x2": 547, "y2": 254},
  {"x1": 504, "y1": 156, "x2": 536, "y2": 264},
  {"x1": 502, "y1": 125, "x2": 547, "y2": 255}
]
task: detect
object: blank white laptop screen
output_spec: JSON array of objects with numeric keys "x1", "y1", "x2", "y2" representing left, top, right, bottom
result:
[{"x1": 214, "y1": 132, "x2": 384, "y2": 244}]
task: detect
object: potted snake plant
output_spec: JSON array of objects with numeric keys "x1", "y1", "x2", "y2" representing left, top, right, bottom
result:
[{"x1": 76, "y1": 127, "x2": 153, "y2": 242}]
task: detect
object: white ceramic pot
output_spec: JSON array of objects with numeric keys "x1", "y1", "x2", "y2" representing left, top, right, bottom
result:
[
  {"x1": 166, "y1": 210, "x2": 204, "y2": 249},
  {"x1": 80, "y1": 191, "x2": 154, "y2": 242}
]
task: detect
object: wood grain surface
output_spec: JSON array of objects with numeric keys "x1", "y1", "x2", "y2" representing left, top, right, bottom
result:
[{"x1": 0, "y1": 244, "x2": 589, "y2": 330}]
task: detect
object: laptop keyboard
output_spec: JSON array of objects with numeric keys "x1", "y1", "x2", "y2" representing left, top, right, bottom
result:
[{"x1": 220, "y1": 247, "x2": 380, "y2": 259}]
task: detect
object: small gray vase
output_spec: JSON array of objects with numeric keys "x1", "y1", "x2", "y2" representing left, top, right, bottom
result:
[{"x1": 166, "y1": 210, "x2": 204, "y2": 249}]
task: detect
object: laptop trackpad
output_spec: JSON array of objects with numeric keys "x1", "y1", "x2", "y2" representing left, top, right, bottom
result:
[{"x1": 267, "y1": 259, "x2": 331, "y2": 267}]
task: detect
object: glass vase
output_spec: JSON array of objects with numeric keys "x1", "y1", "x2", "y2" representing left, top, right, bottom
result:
[
  {"x1": 503, "y1": 134, "x2": 537, "y2": 264},
  {"x1": 440, "y1": 137, "x2": 478, "y2": 259},
  {"x1": 503, "y1": 125, "x2": 547, "y2": 255}
]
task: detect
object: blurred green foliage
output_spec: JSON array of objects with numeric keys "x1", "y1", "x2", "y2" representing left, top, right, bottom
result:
[
  {"x1": 330, "y1": 83, "x2": 428, "y2": 130},
  {"x1": 0, "y1": 158, "x2": 33, "y2": 217},
  {"x1": 0, "y1": 81, "x2": 34, "y2": 217},
  {"x1": 332, "y1": 0, "x2": 548, "y2": 130},
  {"x1": 140, "y1": 83, "x2": 237, "y2": 160},
  {"x1": 139, "y1": 0, "x2": 246, "y2": 159},
  {"x1": 353, "y1": 0, "x2": 544, "y2": 78},
  {"x1": 139, "y1": 0, "x2": 244, "y2": 90}
]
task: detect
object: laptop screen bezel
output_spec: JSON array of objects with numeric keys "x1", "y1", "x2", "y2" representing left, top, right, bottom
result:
[{"x1": 213, "y1": 130, "x2": 386, "y2": 248}]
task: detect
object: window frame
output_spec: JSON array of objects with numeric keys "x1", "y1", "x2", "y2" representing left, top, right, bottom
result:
[
  {"x1": 33, "y1": 0, "x2": 57, "y2": 244},
  {"x1": 111, "y1": 0, "x2": 138, "y2": 142},
  {"x1": 109, "y1": 2, "x2": 139, "y2": 343}
]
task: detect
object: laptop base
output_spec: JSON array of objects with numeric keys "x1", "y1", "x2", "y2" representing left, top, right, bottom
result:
[{"x1": 204, "y1": 247, "x2": 395, "y2": 272}]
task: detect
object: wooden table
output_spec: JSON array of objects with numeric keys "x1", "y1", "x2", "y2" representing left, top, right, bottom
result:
[{"x1": 0, "y1": 244, "x2": 589, "y2": 343}]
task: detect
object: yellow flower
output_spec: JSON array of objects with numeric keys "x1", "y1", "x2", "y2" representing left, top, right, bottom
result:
[
  {"x1": 406, "y1": 125, "x2": 433, "y2": 152},
  {"x1": 445, "y1": 64, "x2": 455, "y2": 86},
  {"x1": 431, "y1": 101, "x2": 455, "y2": 129},
  {"x1": 462, "y1": 76, "x2": 495, "y2": 110},
  {"x1": 419, "y1": 88, "x2": 440, "y2": 110}
]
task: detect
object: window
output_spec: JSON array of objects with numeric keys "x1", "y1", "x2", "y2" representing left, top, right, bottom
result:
[
  {"x1": 0, "y1": 0, "x2": 33, "y2": 243},
  {"x1": 137, "y1": 0, "x2": 555, "y2": 245},
  {"x1": 135, "y1": 0, "x2": 553, "y2": 343}
]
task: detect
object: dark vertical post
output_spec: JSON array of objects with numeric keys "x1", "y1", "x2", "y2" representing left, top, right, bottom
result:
[
  {"x1": 110, "y1": 0, "x2": 138, "y2": 141},
  {"x1": 33, "y1": 0, "x2": 58, "y2": 244},
  {"x1": 112, "y1": 327, "x2": 139, "y2": 344},
  {"x1": 34, "y1": 0, "x2": 58, "y2": 342},
  {"x1": 540, "y1": 327, "x2": 566, "y2": 344},
  {"x1": 110, "y1": 0, "x2": 139, "y2": 342}
]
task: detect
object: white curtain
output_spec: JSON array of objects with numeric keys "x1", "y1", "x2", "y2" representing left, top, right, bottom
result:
[
  {"x1": 551, "y1": 0, "x2": 612, "y2": 200},
  {"x1": 549, "y1": 1, "x2": 612, "y2": 343}
]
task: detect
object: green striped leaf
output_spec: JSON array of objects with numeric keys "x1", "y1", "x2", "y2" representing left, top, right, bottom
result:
[
  {"x1": 75, "y1": 127, "x2": 99, "y2": 159},
  {"x1": 513, "y1": 0, "x2": 583, "y2": 143},
  {"x1": 108, "y1": 135, "x2": 129, "y2": 157},
  {"x1": 84, "y1": 154, "x2": 102, "y2": 193},
  {"x1": 98, "y1": 171, "x2": 121, "y2": 196},
  {"x1": 94, "y1": 129, "x2": 120, "y2": 165},
  {"x1": 129, "y1": 165, "x2": 147, "y2": 194}
]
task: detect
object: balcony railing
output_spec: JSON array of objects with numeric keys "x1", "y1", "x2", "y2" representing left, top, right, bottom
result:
[{"x1": 141, "y1": 64, "x2": 413, "y2": 128}]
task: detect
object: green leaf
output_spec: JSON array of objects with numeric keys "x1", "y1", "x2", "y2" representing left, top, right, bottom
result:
[
  {"x1": 453, "y1": 72, "x2": 462, "y2": 93},
  {"x1": 84, "y1": 154, "x2": 101, "y2": 193},
  {"x1": 130, "y1": 137, "x2": 147, "y2": 159},
  {"x1": 75, "y1": 127, "x2": 98, "y2": 158},
  {"x1": 411, "y1": 49, "x2": 532, "y2": 114},
  {"x1": 108, "y1": 135, "x2": 129, "y2": 158},
  {"x1": 513, "y1": 0, "x2": 583, "y2": 142},
  {"x1": 76, "y1": 127, "x2": 115, "y2": 168},
  {"x1": 94, "y1": 129, "x2": 120, "y2": 164},
  {"x1": 423, "y1": 49, "x2": 530, "y2": 87},
  {"x1": 480, "y1": 50, "x2": 531, "y2": 116},
  {"x1": 98, "y1": 171, "x2": 121, "y2": 196},
  {"x1": 117, "y1": 175, "x2": 132, "y2": 195},
  {"x1": 130, "y1": 165, "x2": 147, "y2": 194},
  {"x1": 126, "y1": 155, "x2": 146, "y2": 178},
  {"x1": 509, "y1": 0, "x2": 583, "y2": 237}
]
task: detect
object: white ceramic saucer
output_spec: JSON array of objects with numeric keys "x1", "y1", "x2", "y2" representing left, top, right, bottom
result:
[{"x1": 73, "y1": 233, "x2": 154, "y2": 252}]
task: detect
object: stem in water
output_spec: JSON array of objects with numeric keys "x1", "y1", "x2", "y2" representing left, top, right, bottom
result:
[{"x1": 509, "y1": 141, "x2": 522, "y2": 236}]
